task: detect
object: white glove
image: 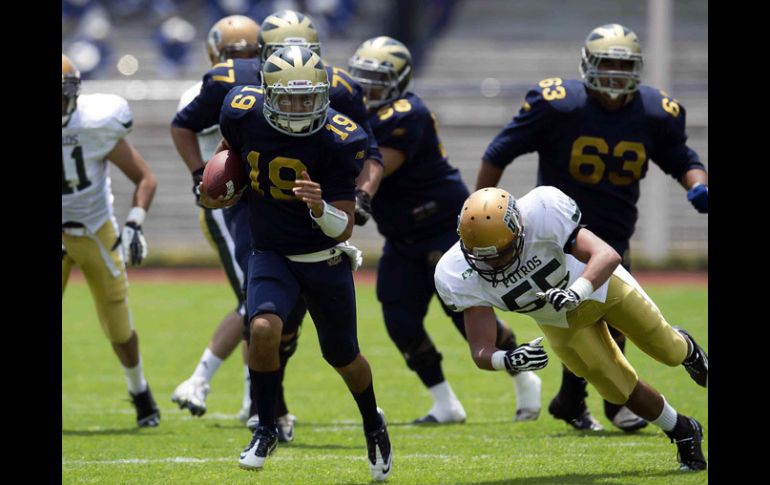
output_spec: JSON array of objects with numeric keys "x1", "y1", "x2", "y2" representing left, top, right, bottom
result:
[{"x1": 121, "y1": 207, "x2": 148, "y2": 266}]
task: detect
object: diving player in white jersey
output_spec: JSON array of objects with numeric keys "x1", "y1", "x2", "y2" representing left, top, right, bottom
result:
[
  {"x1": 434, "y1": 186, "x2": 708, "y2": 472},
  {"x1": 61, "y1": 54, "x2": 160, "y2": 427}
]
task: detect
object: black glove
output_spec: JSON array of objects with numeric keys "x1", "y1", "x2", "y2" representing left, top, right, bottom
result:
[
  {"x1": 538, "y1": 288, "x2": 581, "y2": 311},
  {"x1": 503, "y1": 337, "x2": 548, "y2": 372},
  {"x1": 354, "y1": 189, "x2": 372, "y2": 226},
  {"x1": 192, "y1": 167, "x2": 205, "y2": 206}
]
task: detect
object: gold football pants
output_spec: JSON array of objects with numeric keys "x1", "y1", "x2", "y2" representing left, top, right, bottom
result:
[
  {"x1": 538, "y1": 274, "x2": 689, "y2": 404},
  {"x1": 62, "y1": 218, "x2": 133, "y2": 344}
]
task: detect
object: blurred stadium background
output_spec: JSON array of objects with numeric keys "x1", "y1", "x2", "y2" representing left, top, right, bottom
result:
[{"x1": 63, "y1": 0, "x2": 707, "y2": 269}]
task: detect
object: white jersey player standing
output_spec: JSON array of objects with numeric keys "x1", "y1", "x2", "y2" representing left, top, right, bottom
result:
[
  {"x1": 434, "y1": 186, "x2": 708, "y2": 472},
  {"x1": 61, "y1": 54, "x2": 160, "y2": 427}
]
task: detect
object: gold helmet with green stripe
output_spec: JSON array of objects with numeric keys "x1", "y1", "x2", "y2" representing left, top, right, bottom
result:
[
  {"x1": 579, "y1": 23, "x2": 643, "y2": 100},
  {"x1": 206, "y1": 15, "x2": 260, "y2": 65},
  {"x1": 258, "y1": 10, "x2": 321, "y2": 62},
  {"x1": 262, "y1": 46, "x2": 329, "y2": 136},
  {"x1": 348, "y1": 36, "x2": 412, "y2": 110}
]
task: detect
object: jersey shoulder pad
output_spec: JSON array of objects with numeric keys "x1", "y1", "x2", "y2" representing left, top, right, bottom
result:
[
  {"x1": 521, "y1": 186, "x2": 581, "y2": 242},
  {"x1": 372, "y1": 92, "x2": 427, "y2": 127},
  {"x1": 638, "y1": 84, "x2": 687, "y2": 123},
  {"x1": 521, "y1": 78, "x2": 586, "y2": 114},
  {"x1": 322, "y1": 107, "x2": 369, "y2": 155},
  {"x1": 77, "y1": 93, "x2": 133, "y2": 135},
  {"x1": 221, "y1": 85, "x2": 264, "y2": 120},
  {"x1": 434, "y1": 243, "x2": 486, "y2": 312},
  {"x1": 177, "y1": 81, "x2": 203, "y2": 112}
]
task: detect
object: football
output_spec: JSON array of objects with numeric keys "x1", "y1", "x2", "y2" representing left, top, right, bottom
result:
[{"x1": 202, "y1": 150, "x2": 248, "y2": 200}]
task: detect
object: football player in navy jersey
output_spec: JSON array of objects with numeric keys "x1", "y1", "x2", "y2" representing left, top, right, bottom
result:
[
  {"x1": 169, "y1": 16, "x2": 308, "y2": 442},
  {"x1": 256, "y1": 10, "x2": 384, "y2": 225},
  {"x1": 206, "y1": 46, "x2": 392, "y2": 480},
  {"x1": 347, "y1": 37, "x2": 542, "y2": 424},
  {"x1": 474, "y1": 24, "x2": 708, "y2": 432}
]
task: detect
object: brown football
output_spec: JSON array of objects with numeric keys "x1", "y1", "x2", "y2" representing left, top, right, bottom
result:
[{"x1": 202, "y1": 150, "x2": 248, "y2": 200}]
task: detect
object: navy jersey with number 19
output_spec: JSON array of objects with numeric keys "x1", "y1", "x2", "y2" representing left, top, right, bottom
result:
[{"x1": 219, "y1": 85, "x2": 366, "y2": 255}]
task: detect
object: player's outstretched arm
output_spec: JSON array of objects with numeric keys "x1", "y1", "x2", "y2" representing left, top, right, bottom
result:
[
  {"x1": 475, "y1": 160, "x2": 504, "y2": 190},
  {"x1": 464, "y1": 306, "x2": 548, "y2": 372},
  {"x1": 353, "y1": 158, "x2": 383, "y2": 226}
]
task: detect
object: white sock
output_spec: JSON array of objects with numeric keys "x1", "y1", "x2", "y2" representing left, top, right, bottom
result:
[
  {"x1": 242, "y1": 365, "x2": 251, "y2": 408},
  {"x1": 512, "y1": 371, "x2": 541, "y2": 410},
  {"x1": 429, "y1": 380, "x2": 458, "y2": 408},
  {"x1": 123, "y1": 358, "x2": 148, "y2": 395},
  {"x1": 651, "y1": 397, "x2": 678, "y2": 432},
  {"x1": 192, "y1": 348, "x2": 223, "y2": 382}
]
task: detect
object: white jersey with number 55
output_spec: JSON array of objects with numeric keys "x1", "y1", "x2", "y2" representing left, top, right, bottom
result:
[
  {"x1": 61, "y1": 93, "x2": 133, "y2": 232},
  {"x1": 435, "y1": 186, "x2": 612, "y2": 328}
]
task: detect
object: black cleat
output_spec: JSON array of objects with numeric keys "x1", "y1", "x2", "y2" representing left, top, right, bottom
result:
[
  {"x1": 239, "y1": 425, "x2": 278, "y2": 470},
  {"x1": 666, "y1": 417, "x2": 707, "y2": 471},
  {"x1": 130, "y1": 386, "x2": 160, "y2": 427},
  {"x1": 675, "y1": 327, "x2": 708, "y2": 388},
  {"x1": 549, "y1": 397, "x2": 603, "y2": 431},
  {"x1": 365, "y1": 410, "x2": 392, "y2": 481}
]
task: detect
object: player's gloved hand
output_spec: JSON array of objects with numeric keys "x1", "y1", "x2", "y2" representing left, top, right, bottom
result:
[
  {"x1": 354, "y1": 189, "x2": 372, "y2": 226},
  {"x1": 503, "y1": 337, "x2": 548, "y2": 372},
  {"x1": 687, "y1": 183, "x2": 708, "y2": 213},
  {"x1": 112, "y1": 207, "x2": 148, "y2": 265},
  {"x1": 192, "y1": 167, "x2": 205, "y2": 207},
  {"x1": 121, "y1": 222, "x2": 147, "y2": 265},
  {"x1": 537, "y1": 288, "x2": 581, "y2": 311}
]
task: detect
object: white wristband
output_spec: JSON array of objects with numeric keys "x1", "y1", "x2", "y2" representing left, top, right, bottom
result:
[
  {"x1": 569, "y1": 277, "x2": 594, "y2": 301},
  {"x1": 491, "y1": 351, "x2": 508, "y2": 371},
  {"x1": 126, "y1": 206, "x2": 146, "y2": 226},
  {"x1": 310, "y1": 201, "x2": 349, "y2": 238}
]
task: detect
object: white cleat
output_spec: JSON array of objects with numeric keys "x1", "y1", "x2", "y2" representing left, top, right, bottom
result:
[
  {"x1": 366, "y1": 409, "x2": 392, "y2": 481},
  {"x1": 513, "y1": 371, "x2": 542, "y2": 422},
  {"x1": 236, "y1": 402, "x2": 251, "y2": 424},
  {"x1": 611, "y1": 406, "x2": 648, "y2": 432},
  {"x1": 239, "y1": 426, "x2": 278, "y2": 471},
  {"x1": 171, "y1": 376, "x2": 210, "y2": 417}
]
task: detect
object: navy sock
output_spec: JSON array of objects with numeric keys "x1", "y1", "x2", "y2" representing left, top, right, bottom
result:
[
  {"x1": 249, "y1": 369, "x2": 281, "y2": 428},
  {"x1": 352, "y1": 381, "x2": 383, "y2": 433}
]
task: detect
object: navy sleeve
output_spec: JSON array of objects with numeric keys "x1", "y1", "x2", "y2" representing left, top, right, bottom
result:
[
  {"x1": 328, "y1": 67, "x2": 383, "y2": 165},
  {"x1": 319, "y1": 124, "x2": 367, "y2": 203},
  {"x1": 482, "y1": 87, "x2": 554, "y2": 168},
  {"x1": 648, "y1": 97, "x2": 706, "y2": 179},
  {"x1": 374, "y1": 103, "x2": 426, "y2": 161},
  {"x1": 172, "y1": 65, "x2": 237, "y2": 132}
]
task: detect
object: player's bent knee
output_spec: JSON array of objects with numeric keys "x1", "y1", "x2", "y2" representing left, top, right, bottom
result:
[
  {"x1": 249, "y1": 314, "x2": 281, "y2": 341},
  {"x1": 321, "y1": 342, "x2": 359, "y2": 368},
  {"x1": 101, "y1": 298, "x2": 133, "y2": 344}
]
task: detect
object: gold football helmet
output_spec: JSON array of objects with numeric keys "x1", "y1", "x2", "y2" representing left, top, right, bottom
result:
[
  {"x1": 579, "y1": 23, "x2": 643, "y2": 99},
  {"x1": 348, "y1": 36, "x2": 412, "y2": 110},
  {"x1": 62, "y1": 54, "x2": 81, "y2": 126},
  {"x1": 262, "y1": 46, "x2": 329, "y2": 136},
  {"x1": 457, "y1": 188, "x2": 525, "y2": 286},
  {"x1": 206, "y1": 15, "x2": 260, "y2": 65},
  {"x1": 258, "y1": 10, "x2": 321, "y2": 62}
]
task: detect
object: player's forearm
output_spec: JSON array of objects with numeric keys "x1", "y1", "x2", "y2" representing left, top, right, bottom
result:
[
  {"x1": 355, "y1": 158, "x2": 383, "y2": 197},
  {"x1": 475, "y1": 160, "x2": 504, "y2": 190},
  {"x1": 132, "y1": 172, "x2": 157, "y2": 212},
  {"x1": 170, "y1": 125, "x2": 206, "y2": 173},
  {"x1": 577, "y1": 245, "x2": 621, "y2": 290},
  {"x1": 463, "y1": 307, "x2": 499, "y2": 371},
  {"x1": 679, "y1": 167, "x2": 707, "y2": 191}
]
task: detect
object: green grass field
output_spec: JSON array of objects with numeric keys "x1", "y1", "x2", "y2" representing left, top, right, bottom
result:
[{"x1": 62, "y1": 277, "x2": 708, "y2": 484}]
